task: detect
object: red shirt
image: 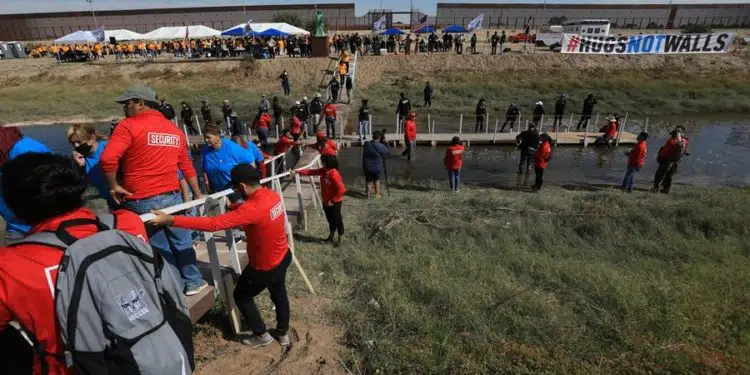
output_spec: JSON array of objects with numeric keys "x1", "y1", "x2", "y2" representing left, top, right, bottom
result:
[
  {"x1": 173, "y1": 188, "x2": 288, "y2": 271},
  {"x1": 658, "y1": 137, "x2": 685, "y2": 163},
  {"x1": 444, "y1": 144, "x2": 465, "y2": 171},
  {"x1": 290, "y1": 117, "x2": 302, "y2": 136},
  {"x1": 628, "y1": 140, "x2": 647, "y2": 167},
  {"x1": 0, "y1": 208, "x2": 148, "y2": 375},
  {"x1": 323, "y1": 104, "x2": 337, "y2": 118},
  {"x1": 258, "y1": 113, "x2": 272, "y2": 129},
  {"x1": 298, "y1": 168, "x2": 346, "y2": 205},
  {"x1": 274, "y1": 135, "x2": 296, "y2": 155},
  {"x1": 405, "y1": 120, "x2": 417, "y2": 142},
  {"x1": 100, "y1": 110, "x2": 197, "y2": 200},
  {"x1": 605, "y1": 121, "x2": 618, "y2": 138},
  {"x1": 315, "y1": 139, "x2": 338, "y2": 156},
  {"x1": 534, "y1": 141, "x2": 552, "y2": 169}
]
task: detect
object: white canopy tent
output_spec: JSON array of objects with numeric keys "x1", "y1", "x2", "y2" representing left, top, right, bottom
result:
[
  {"x1": 221, "y1": 22, "x2": 310, "y2": 36},
  {"x1": 54, "y1": 30, "x2": 98, "y2": 44},
  {"x1": 105, "y1": 29, "x2": 145, "y2": 41},
  {"x1": 142, "y1": 25, "x2": 221, "y2": 40}
]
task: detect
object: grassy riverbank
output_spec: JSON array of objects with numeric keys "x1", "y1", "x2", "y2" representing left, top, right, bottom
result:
[
  {"x1": 1, "y1": 53, "x2": 750, "y2": 125},
  {"x1": 294, "y1": 182, "x2": 750, "y2": 374}
]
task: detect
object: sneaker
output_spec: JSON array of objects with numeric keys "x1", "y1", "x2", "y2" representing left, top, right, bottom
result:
[
  {"x1": 276, "y1": 333, "x2": 290, "y2": 347},
  {"x1": 241, "y1": 333, "x2": 274, "y2": 348},
  {"x1": 185, "y1": 280, "x2": 209, "y2": 296}
]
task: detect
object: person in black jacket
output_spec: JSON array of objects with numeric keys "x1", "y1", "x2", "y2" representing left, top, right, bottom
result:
[
  {"x1": 329, "y1": 78, "x2": 341, "y2": 103},
  {"x1": 515, "y1": 123, "x2": 540, "y2": 173},
  {"x1": 500, "y1": 101, "x2": 519, "y2": 132},
  {"x1": 272, "y1": 96, "x2": 283, "y2": 127},
  {"x1": 158, "y1": 97, "x2": 176, "y2": 120},
  {"x1": 180, "y1": 101, "x2": 197, "y2": 135},
  {"x1": 532, "y1": 101, "x2": 545, "y2": 127},
  {"x1": 309, "y1": 93, "x2": 323, "y2": 132},
  {"x1": 358, "y1": 99, "x2": 371, "y2": 143},
  {"x1": 345, "y1": 75, "x2": 353, "y2": 104},
  {"x1": 576, "y1": 94, "x2": 597, "y2": 131},
  {"x1": 222, "y1": 100, "x2": 233, "y2": 122},
  {"x1": 279, "y1": 70, "x2": 290, "y2": 96},
  {"x1": 423, "y1": 82, "x2": 433, "y2": 108},
  {"x1": 396, "y1": 92, "x2": 412, "y2": 126},
  {"x1": 490, "y1": 32, "x2": 500, "y2": 55},
  {"x1": 200, "y1": 100, "x2": 212, "y2": 125},
  {"x1": 475, "y1": 98, "x2": 487, "y2": 133},
  {"x1": 553, "y1": 94, "x2": 566, "y2": 131}
]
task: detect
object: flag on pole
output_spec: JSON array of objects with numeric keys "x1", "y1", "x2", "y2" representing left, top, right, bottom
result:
[
  {"x1": 243, "y1": 18, "x2": 254, "y2": 35},
  {"x1": 373, "y1": 15, "x2": 386, "y2": 33},
  {"x1": 414, "y1": 14, "x2": 428, "y2": 32},
  {"x1": 524, "y1": 16, "x2": 533, "y2": 35},
  {"x1": 92, "y1": 26, "x2": 105, "y2": 42},
  {"x1": 467, "y1": 13, "x2": 484, "y2": 31}
]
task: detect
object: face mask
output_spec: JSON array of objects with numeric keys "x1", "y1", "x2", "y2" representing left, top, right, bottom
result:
[{"x1": 74, "y1": 143, "x2": 94, "y2": 157}]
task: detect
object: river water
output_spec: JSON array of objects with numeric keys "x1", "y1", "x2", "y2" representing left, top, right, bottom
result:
[{"x1": 18, "y1": 116, "x2": 750, "y2": 189}]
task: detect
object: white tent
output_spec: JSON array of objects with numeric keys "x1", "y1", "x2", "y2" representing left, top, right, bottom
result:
[
  {"x1": 142, "y1": 25, "x2": 221, "y2": 40},
  {"x1": 222, "y1": 22, "x2": 310, "y2": 36},
  {"x1": 54, "y1": 30, "x2": 98, "y2": 44},
  {"x1": 105, "y1": 29, "x2": 145, "y2": 41}
]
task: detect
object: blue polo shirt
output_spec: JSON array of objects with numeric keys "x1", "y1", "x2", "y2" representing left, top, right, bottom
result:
[
  {"x1": 0, "y1": 137, "x2": 51, "y2": 235},
  {"x1": 83, "y1": 141, "x2": 118, "y2": 209},
  {"x1": 201, "y1": 138, "x2": 256, "y2": 192}
]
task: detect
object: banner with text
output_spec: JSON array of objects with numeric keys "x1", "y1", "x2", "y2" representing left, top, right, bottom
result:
[{"x1": 562, "y1": 33, "x2": 735, "y2": 55}]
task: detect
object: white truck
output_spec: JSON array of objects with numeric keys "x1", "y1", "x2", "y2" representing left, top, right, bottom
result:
[{"x1": 541, "y1": 20, "x2": 611, "y2": 51}]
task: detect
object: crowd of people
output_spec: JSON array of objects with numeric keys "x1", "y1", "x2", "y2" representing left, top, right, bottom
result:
[{"x1": 329, "y1": 31, "x2": 507, "y2": 56}]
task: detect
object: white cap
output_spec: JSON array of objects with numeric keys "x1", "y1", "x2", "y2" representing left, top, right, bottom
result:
[
  {"x1": 303, "y1": 96, "x2": 308, "y2": 101},
  {"x1": 295, "y1": 101, "x2": 300, "y2": 105},
  {"x1": 536, "y1": 101, "x2": 543, "y2": 105}
]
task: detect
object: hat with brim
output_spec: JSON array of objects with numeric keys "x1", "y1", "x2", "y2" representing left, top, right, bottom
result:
[
  {"x1": 115, "y1": 85, "x2": 157, "y2": 104},
  {"x1": 315, "y1": 93, "x2": 321, "y2": 98}
]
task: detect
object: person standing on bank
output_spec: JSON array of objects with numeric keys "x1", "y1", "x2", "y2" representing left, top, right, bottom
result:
[
  {"x1": 516, "y1": 123, "x2": 540, "y2": 174},
  {"x1": 533, "y1": 133, "x2": 553, "y2": 191},
  {"x1": 500, "y1": 101, "x2": 520, "y2": 132},
  {"x1": 345, "y1": 75, "x2": 353, "y2": 104},
  {"x1": 180, "y1": 101, "x2": 197, "y2": 135},
  {"x1": 622, "y1": 132, "x2": 648, "y2": 193},
  {"x1": 470, "y1": 33, "x2": 477, "y2": 54},
  {"x1": 222, "y1": 99, "x2": 233, "y2": 122},
  {"x1": 329, "y1": 77, "x2": 340, "y2": 103},
  {"x1": 651, "y1": 129, "x2": 686, "y2": 194},
  {"x1": 279, "y1": 70, "x2": 291, "y2": 96},
  {"x1": 310, "y1": 93, "x2": 323, "y2": 133},
  {"x1": 101, "y1": 85, "x2": 206, "y2": 296},
  {"x1": 423, "y1": 82, "x2": 433, "y2": 108},
  {"x1": 200, "y1": 100, "x2": 212, "y2": 125},
  {"x1": 150, "y1": 164, "x2": 293, "y2": 348},
  {"x1": 67, "y1": 124, "x2": 117, "y2": 209},
  {"x1": 159, "y1": 97, "x2": 176, "y2": 121},
  {"x1": 532, "y1": 100, "x2": 545, "y2": 127},
  {"x1": 358, "y1": 99, "x2": 371, "y2": 143},
  {"x1": 402, "y1": 112, "x2": 418, "y2": 162},
  {"x1": 491, "y1": 32, "x2": 500, "y2": 55},
  {"x1": 553, "y1": 94, "x2": 566, "y2": 131},
  {"x1": 272, "y1": 96, "x2": 283, "y2": 128},
  {"x1": 576, "y1": 94, "x2": 597, "y2": 131},
  {"x1": 475, "y1": 98, "x2": 487, "y2": 133},
  {"x1": 293, "y1": 155, "x2": 346, "y2": 245},
  {"x1": 320, "y1": 99, "x2": 338, "y2": 139},
  {"x1": 444, "y1": 136, "x2": 465, "y2": 193},
  {"x1": 362, "y1": 130, "x2": 390, "y2": 198},
  {"x1": 396, "y1": 92, "x2": 412, "y2": 128}
]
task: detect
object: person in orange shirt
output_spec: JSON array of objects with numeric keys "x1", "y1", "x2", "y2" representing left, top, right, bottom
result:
[
  {"x1": 533, "y1": 133, "x2": 553, "y2": 191},
  {"x1": 293, "y1": 155, "x2": 346, "y2": 245},
  {"x1": 444, "y1": 136, "x2": 465, "y2": 193},
  {"x1": 622, "y1": 132, "x2": 648, "y2": 193}
]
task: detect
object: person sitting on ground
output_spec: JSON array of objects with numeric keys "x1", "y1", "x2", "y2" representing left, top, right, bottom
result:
[
  {"x1": 444, "y1": 136, "x2": 465, "y2": 193},
  {"x1": 598, "y1": 115, "x2": 618, "y2": 146},
  {"x1": 292, "y1": 155, "x2": 346, "y2": 244},
  {"x1": 0, "y1": 127, "x2": 51, "y2": 245},
  {"x1": 67, "y1": 124, "x2": 117, "y2": 209},
  {"x1": 362, "y1": 130, "x2": 390, "y2": 198},
  {"x1": 622, "y1": 132, "x2": 648, "y2": 193},
  {"x1": 516, "y1": 123, "x2": 540, "y2": 174},
  {"x1": 0, "y1": 153, "x2": 150, "y2": 374},
  {"x1": 150, "y1": 164, "x2": 293, "y2": 349},
  {"x1": 533, "y1": 133, "x2": 553, "y2": 191}
]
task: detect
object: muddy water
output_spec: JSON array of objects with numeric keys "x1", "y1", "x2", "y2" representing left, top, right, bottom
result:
[{"x1": 18, "y1": 117, "x2": 750, "y2": 189}]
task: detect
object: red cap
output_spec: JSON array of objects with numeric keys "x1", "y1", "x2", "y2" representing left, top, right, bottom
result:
[{"x1": 316, "y1": 131, "x2": 326, "y2": 139}]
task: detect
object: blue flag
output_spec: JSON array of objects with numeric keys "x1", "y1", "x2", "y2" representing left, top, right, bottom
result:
[
  {"x1": 467, "y1": 13, "x2": 484, "y2": 31},
  {"x1": 373, "y1": 15, "x2": 386, "y2": 33}
]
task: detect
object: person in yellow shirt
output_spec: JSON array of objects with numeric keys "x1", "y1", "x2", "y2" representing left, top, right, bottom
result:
[
  {"x1": 156, "y1": 42, "x2": 163, "y2": 56},
  {"x1": 337, "y1": 61, "x2": 347, "y2": 87}
]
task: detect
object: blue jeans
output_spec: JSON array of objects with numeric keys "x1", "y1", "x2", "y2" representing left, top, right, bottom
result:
[
  {"x1": 257, "y1": 127, "x2": 269, "y2": 147},
  {"x1": 123, "y1": 191, "x2": 203, "y2": 290},
  {"x1": 622, "y1": 165, "x2": 640, "y2": 192},
  {"x1": 448, "y1": 170, "x2": 461, "y2": 192},
  {"x1": 358, "y1": 120, "x2": 370, "y2": 141}
]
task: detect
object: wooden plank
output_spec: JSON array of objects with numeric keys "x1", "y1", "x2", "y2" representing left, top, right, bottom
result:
[{"x1": 186, "y1": 285, "x2": 215, "y2": 324}]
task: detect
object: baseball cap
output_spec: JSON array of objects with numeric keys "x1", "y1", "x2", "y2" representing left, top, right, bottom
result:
[
  {"x1": 315, "y1": 93, "x2": 321, "y2": 98},
  {"x1": 230, "y1": 164, "x2": 261, "y2": 186},
  {"x1": 115, "y1": 85, "x2": 157, "y2": 104}
]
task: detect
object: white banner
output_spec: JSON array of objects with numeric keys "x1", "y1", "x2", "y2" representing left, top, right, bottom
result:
[{"x1": 561, "y1": 33, "x2": 735, "y2": 55}]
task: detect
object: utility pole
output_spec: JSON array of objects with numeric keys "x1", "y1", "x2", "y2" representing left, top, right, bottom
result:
[
  {"x1": 85, "y1": 0, "x2": 98, "y2": 29},
  {"x1": 242, "y1": 0, "x2": 246, "y2": 15},
  {"x1": 665, "y1": 0, "x2": 672, "y2": 30}
]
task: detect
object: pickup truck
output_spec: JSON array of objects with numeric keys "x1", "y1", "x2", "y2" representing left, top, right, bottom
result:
[{"x1": 508, "y1": 33, "x2": 536, "y2": 44}]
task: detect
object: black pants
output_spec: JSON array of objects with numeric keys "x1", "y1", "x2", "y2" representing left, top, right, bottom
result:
[
  {"x1": 475, "y1": 116, "x2": 485, "y2": 132},
  {"x1": 331, "y1": 89, "x2": 339, "y2": 102},
  {"x1": 424, "y1": 97, "x2": 431, "y2": 108},
  {"x1": 323, "y1": 202, "x2": 344, "y2": 236},
  {"x1": 576, "y1": 114, "x2": 592, "y2": 130},
  {"x1": 184, "y1": 119, "x2": 197, "y2": 135},
  {"x1": 501, "y1": 117, "x2": 516, "y2": 132},
  {"x1": 534, "y1": 167, "x2": 545, "y2": 190},
  {"x1": 519, "y1": 150, "x2": 533, "y2": 173},
  {"x1": 491, "y1": 44, "x2": 497, "y2": 54},
  {"x1": 233, "y1": 251, "x2": 292, "y2": 336},
  {"x1": 653, "y1": 162, "x2": 678, "y2": 193},
  {"x1": 553, "y1": 114, "x2": 563, "y2": 130}
]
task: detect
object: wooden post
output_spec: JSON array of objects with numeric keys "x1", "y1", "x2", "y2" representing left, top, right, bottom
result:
[
  {"x1": 194, "y1": 114, "x2": 203, "y2": 136},
  {"x1": 294, "y1": 174, "x2": 307, "y2": 230},
  {"x1": 459, "y1": 114, "x2": 463, "y2": 134},
  {"x1": 338, "y1": 115, "x2": 343, "y2": 145},
  {"x1": 583, "y1": 121, "x2": 589, "y2": 147},
  {"x1": 369, "y1": 114, "x2": 373, "y2": 139},
  {"x1": 485, "y1": 114, "x2": 489, "y2": 134},
  {"x1": 526, "y1": 120, "x2": 529, "y2": 131},
  {"x1": 432, "y1": 120, "x2": 436, "y2": 135},
  {"x1": 539, "y1": 114, "x2": 544, "y2": 133},
  {"x1": 595, "y1": 113, "x2": 600, "y2": 131},
  {"x1": 218, "y1": 196, "x2": 241, "y2": 275},
  {"x1": 493, "y1": 119, "x2": 499, "y2": 143},
  {"x1": 427, "y1": 113, "x2": 431, "y2": 134},
  {"x1": 645, "y1": 117, "x2": 649, "y2": 133},
  {"x1": 225, "y1": 116, "x2": 231, "y2": 136},
  {"x1": 516, "y1": 114, "x2": 521, "y2": 132},
  {"x1": 567, "y1": 113, "x2": 574, "y2": 132},
  {"x1": 395, "y1": 113, "x2": 399, "y2": 135},
  {"x1": 616, "y1": 112, "x2": 628, "y2": 147},
  {"x1": 554, "y1": 119, "x2": 560, "y2": 147}
]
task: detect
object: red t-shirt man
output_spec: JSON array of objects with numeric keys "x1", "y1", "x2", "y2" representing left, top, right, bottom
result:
[
  {"x1": 0, "y1": 209, "x2": 148, "y2": 375},
  {"x1": 628, "y1": 139, "x2": 647, "y2": 168},
  {"x1": 297, "y1": 168, "x2": 346, "y2": 206},
  {"x1": 323, "y1": 103, "x2": 337, "y2": 119},
  {"x1": 534, "y1": 139, "x2": 552, "y2": 169},
  {"x1": 314, "y1": 132, "x2": 338, "y2": 156},
  {"x1": 444, "y1": 144, "x2": 465, "y2": 171},
  {"x1": 100, "y1": 108, "x2": 198, "y2": 201},
  {"x1": 274, "y1": 133, "x2": 296, "y2": 155}
]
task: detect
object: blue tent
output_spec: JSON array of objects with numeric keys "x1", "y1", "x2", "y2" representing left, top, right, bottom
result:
[
  {"x1": 414, "y1": 26, "x2": 436, "y2": 34},
  {"x1": 257, "y1": 28, "x2": 289, "y2": 37},
  {"x1": 221, "y1": 24, "x2": 246, "y2": 36},
  {"x1": 381, "y1": 28, "x2": 405, "y2": 36},
  {"x1": 443, "y1": 25, "x2": 468, "y2": 33}
]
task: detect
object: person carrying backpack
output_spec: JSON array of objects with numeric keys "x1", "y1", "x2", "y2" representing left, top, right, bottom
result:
[{"x1": 0, "y1": 153, "x2": 193, "y2": 375}]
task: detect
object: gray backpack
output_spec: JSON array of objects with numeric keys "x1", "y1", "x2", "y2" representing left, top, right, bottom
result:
[{"x1": 12, "y1": 214, "x2": 194, "y2": 374}]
